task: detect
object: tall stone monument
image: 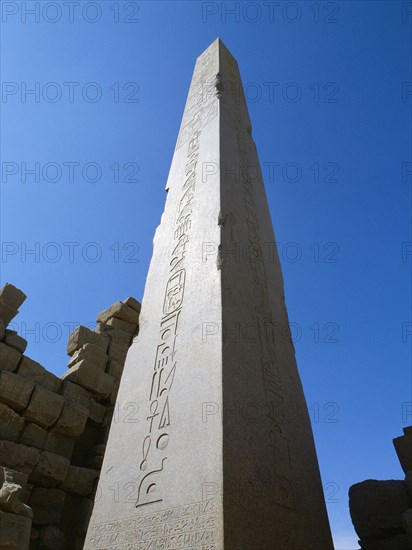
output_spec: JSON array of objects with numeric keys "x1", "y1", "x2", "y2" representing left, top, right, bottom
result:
[{"x1": 84, "y1": 39, "x2": 333, "y2": 550}]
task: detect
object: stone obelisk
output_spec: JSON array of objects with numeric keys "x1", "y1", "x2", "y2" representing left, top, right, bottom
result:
[{"x1": 84, "y1": 39, "x2": 333, "y2": 550}]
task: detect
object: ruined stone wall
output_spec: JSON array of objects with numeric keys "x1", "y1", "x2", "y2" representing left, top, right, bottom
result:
[
  {"x1": 0, "y1": 283, "x2": 140, "y2": 550},
  {"x1": 349, "y1": 427, "x2": 412, "y2": 550}
]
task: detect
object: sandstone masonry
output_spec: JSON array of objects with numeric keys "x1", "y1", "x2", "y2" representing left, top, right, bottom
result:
[{"x1": 0, "y1": 283, "x2": 140, "y2": 550}]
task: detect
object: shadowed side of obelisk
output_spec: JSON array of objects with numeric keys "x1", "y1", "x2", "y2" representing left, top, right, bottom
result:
[{"x1": 217, "y1": 40, "x2": 334, "y2": 549}]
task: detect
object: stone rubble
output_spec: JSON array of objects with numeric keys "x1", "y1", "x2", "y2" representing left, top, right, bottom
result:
[{"x1": 349, "y1": 426, "x2": 412, "y2": 549}]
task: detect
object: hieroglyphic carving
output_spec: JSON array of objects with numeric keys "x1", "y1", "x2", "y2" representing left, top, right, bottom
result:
[
  {"x1": 135, "y1": 48, "x2": 219, "y2": 508},
  {"x1": 220, "y1": 58, "x2": 297, "y2": 510},
  {"x1": 84, "y1": 500, "x2": 216, "y2": 549}
]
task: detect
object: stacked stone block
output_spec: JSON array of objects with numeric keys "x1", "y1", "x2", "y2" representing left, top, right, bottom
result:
[
  {"x1": 0, "y1": 283, "x2": 140, "y2": 549},
  {"x1": 349, "y1": 427, "x2": 412, "y2": 549}
]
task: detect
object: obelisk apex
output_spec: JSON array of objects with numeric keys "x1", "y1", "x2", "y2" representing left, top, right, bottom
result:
[{"x1": 84, "y1": 39, "x2": 333, "y2": 550}]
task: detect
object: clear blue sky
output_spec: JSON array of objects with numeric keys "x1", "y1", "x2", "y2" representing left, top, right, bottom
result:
[{"x1": 1, "y1": 2, "x2": 411, "y2": 548}]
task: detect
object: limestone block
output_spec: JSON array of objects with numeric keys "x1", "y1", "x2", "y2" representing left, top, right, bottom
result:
[
  {"x1": 106, "y1": 316, "x2": 137, "y2": 335},
  {"x1": 29, "y1": 488, "x2": 65, "y2": 525},
  {"x1": 61, "y1": 465, "x2": 98, "y2": 496},
  {"x1": 20, "y1": 423, "x2": 48, "y2": 450},
  {"x1": 17, "y1": 356, "x2": 61, "y2": 393},
  {"x1": 0, "y1": 284, "x2": 26, "y2": 310},
  {"x1": 0, "y1": 510, "x2": 31, "y2": 550},
  {"x1": 59, "y1": 380, "x2": 90, "y2": 412},
  {"x1": 123, "y1": 296, "x2": 141, "y2": 313},
  {"x1": 0, "y1": 442, "x2": 39, "y2": 476},
  {"x1": 30, "y1": 451, "x2": 70, "y2": 488},
  {"x1": 109, "y1": 379, "x2": 120, "y2": 405},
  {"x1": 87, "y1": 455, "x2": 103, "y2": 469},
  {"x1": 44, "y1": 432, "x2": 75, "y2": 460},
  {"x1": 349, "y1": 480, "x2": 411, "y2": 539},
  {"x1": 106, "y1": 358, "x2": 124, "y2": 379},
  {"x1": 61, "y1": 360, "x2": 114, "y2": 399},
  {"x1": 39, "y1": 526, "x2": 67, "y2": 550},
  {"x1": 67, "y1": 326, "x2": 108, "y2": 357},
  {"x1": 0, "y1": 342, "x2": 21, "y2": 372},
  {"x1": 53, "y1": 399, "x2": 88, "y2": 438},
  {"x1": 0, "y1": 302, "x2": 18, "y2": 328},
  {"x1": 0, "y1": 371, "x2": 34, "y2": 411},
  {"x1": 107, "y1": 340, "x2": 129, "y2": 364},
  {"x1": 0, "y1": 467, "x2": 32, "y2": 518},
  {"x1": 68, "y1": 342, "x2": 107, "y2": 370},
  {"x1": 0, "y1": 403, "x2": 24, "y2": 441},
  {"x1": 96, "y1": 323, "x2": 132, "y2": 346},
  {"x1": 394, "y1": 433, "x2": 412, "y2": 474},
  {"x1": 94, "y1": 443, "x2": 105, "y2": 456},
  {"x1": 2, "y1": 330, "x2": 27, "y2": 354},
  {"x1": 88, "y1": 399, "x2": 106, "y2": 424},
  {"x1": 77, "y1": 498, "x2": 94, "y2": 536},
  {"x1": 22, "y1": 385, "x2": 64, "y2": 429},
  {"x1": 96, "y1": 301, "x2": 140, "y2": 326}
]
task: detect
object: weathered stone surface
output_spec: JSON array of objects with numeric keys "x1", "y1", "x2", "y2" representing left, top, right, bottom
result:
[
  {"x1": 109, "y1": 379, "x2": 120, "y2": 405},
  {"x1": 59, "y1": 380, "x2": 90, "y2": 412},
  {"x1": 0, "y1": 302, "x2": 18, "y2": 328},
  {"x1": 0, "y1": 442, "x2": 39, "y2": 476},
  {"x1": 123, "y1": 296, "x2": 141, "y2": 313},
  {"x1": 107, "y1": 340, "x2": 129, "y2": 364},
  {"x1": 53, "y1": 399, "x2": 88, "y2": 438},
  {"x1": 105, "y1": 358, "x2": 124, "y2": 379},
  {"x1": 61, "y1": 360, "x2": 114, "y2": 399},
  {"x1": 87, "y1": 455, "x2": 103, "y2": 469},
  {"x1": 29, "y1": 488, "x2": 65, "y2": 525},
  {"x1": 30, "y1": 451, "x2": 70, "y2": 488},
  {"x1": 17, "y1": 357, "x2": 61, "y2": 393},
  {"x1": 95, "y1": 323, "x2": 132, "y2": 346},
  {"x1": 394, "y1": 433, "x2": 412, "y2": 474},
  {"x1": 22, "y1": 385, "x2": 64, "y2": 429},
  {"x1": 2, "y1": 330, "x2": 27, "y2": 354},
  {"x1": 0, "y1": 371, "x2": 34, "y2": 411},
  {"x1": 44, "y1": 432, "x2": 75, "y2": 460},
  {"x1": 77, "y1": 498, "x2": 94, "y2": 536},
  {"x1": 85, "y1": 39, "x2": 333, "y2": 550},
  {"x1": 0, "y1": 403, "x2": 24, "y2": 442},
  {"x1": 61, "y1": 466, "x2": 98, "y2": 496},
  {"x1": 68, "y1": 342, "x2": 107, "y2": 370},
  {"x1": 20, "y1": 423, "x2": 48, "y2": 450},
  {"x1": 0, "y1": 284, "x2": 26, "y2": 310},
  {"x1": 0, "y1": 510, "x2": 31, "y2": 549},
  {"x1": 39, "y1": 526, "x2": 67, "y2": 550},
  {"x1": 0, "y1": 319, "x2": 4, "y2": 341},
  {"x1": 67, "y1": 326, "x2": 108, "y2": 357},
  {"x1": 350, "y1": 480, "x2": 411, "y2": 539},
  {"x1": 106, "y1": 316, "x2": 137, "y2": 335},
  {"x1": 0, "y1": 467, "x2": 32, "y2": 518},
  {"x1": 88, "y1": 399, "x2": 106, "y2": 425},
  {"x1": 0, "y1": 342, "x2": 21, "y2": 372},
  {"x1": 96, "y1": 301, "x2": 140, "y2": 326}
]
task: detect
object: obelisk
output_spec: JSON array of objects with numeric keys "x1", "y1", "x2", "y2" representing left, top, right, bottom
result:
[{"x1": 84, "y1": 39, "x2": 333, "y2": 550}]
